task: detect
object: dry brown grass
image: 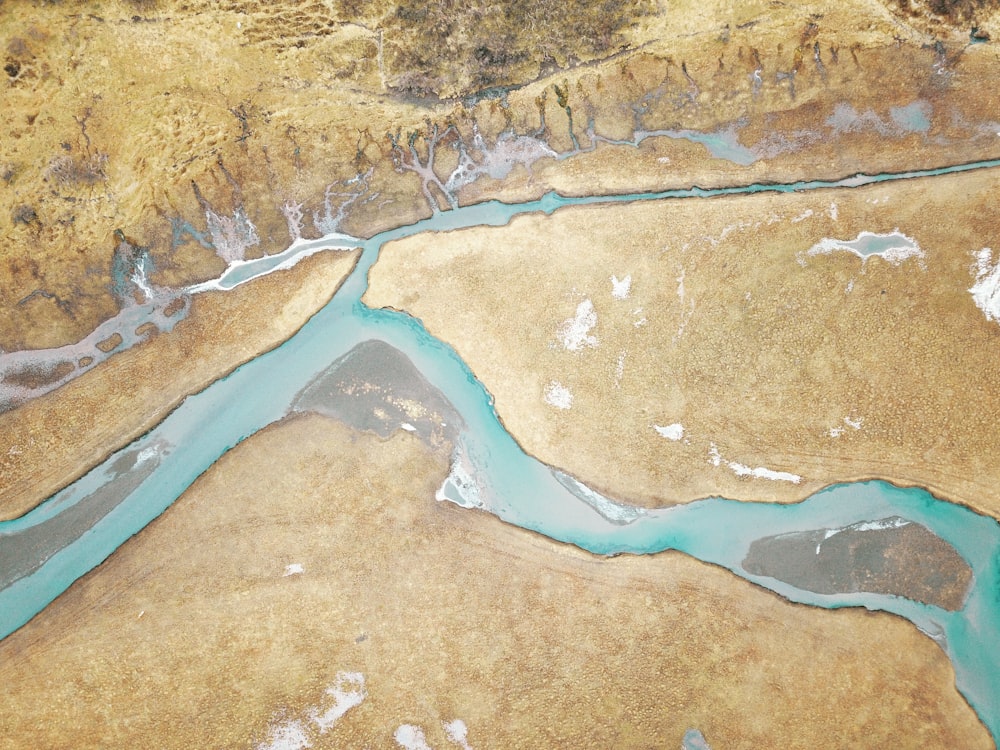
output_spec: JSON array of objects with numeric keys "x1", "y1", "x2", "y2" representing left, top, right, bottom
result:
[
  {"x1": 0, "y1": 414, "x2": 987, "y2": 748},
  {"x1": 367, "y1": 167, "x2": 1000, "y2": 519},
  {"x1": 0, "y1": 249, "x2": 358, "y2": 521}
]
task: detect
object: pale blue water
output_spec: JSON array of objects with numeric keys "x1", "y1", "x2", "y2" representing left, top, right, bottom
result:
[
  {"x1": 890, "y1": 102, "x2": 932, "y2": 134},
  {"x1": 655, "y1": 128, "x2": 757, "y2": 165},
  {"x1": 202, "y1": 232, "x2": 364, "y2": 291},
  {"x1": 832, "y1": 230, "x2": 919, "y2": 257},
  {"x1": 2, "y1": 163, "x2": 1000, "y2": 742},
  {"x1": 828, "y1": 101, "x2": 933, "y2": 137}
]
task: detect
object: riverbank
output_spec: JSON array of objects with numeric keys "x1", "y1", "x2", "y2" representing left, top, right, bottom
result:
[
  {"x1": 0, "y1": 414, "x2": 987, "y2": 749},
  {"x1": 4, "y1": 0, "x2": 1000, "y2": 355},
  {"x1": 0, "y1": 249, "x2": 358, "y2": 521},
  {"x1": 5, "y1": 0, "x2": 1000, "y2": 525},
  {"x1": 366, "y1": 166, "x2": 1000, "y2": 520}
]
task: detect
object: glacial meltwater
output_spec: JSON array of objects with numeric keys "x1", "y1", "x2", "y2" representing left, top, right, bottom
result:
[{"x1": 3, "y1": 164, "x2": 1000, "y2": 743}]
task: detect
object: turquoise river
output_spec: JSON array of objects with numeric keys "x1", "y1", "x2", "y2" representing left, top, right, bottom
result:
[{"x1": 2, "y1": 161, "x2": 1000, "y2": 743}]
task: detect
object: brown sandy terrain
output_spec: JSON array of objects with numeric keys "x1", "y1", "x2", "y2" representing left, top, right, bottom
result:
[
  {"x1": 4, "y1": 3, "x2": 1000, "y2": 527},
  {"x1": 0, "y1": 248, "x2": 357, "y2": 521},
  {"x1": 4, "y1": 0, "x2": 1000, "y2": 354},
  {"x1": 366, "y1": 167, "x2": 1000, "y2": 518},
  {"x1": 0, "y1": 414, "x2": 988, "y2": 749}
]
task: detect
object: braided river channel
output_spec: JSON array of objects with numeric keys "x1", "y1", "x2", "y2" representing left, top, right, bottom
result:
[{"x1": 3, "y1": 161, "x2": 1000, "y2": 742}]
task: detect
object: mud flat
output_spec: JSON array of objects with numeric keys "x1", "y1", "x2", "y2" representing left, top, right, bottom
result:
[{"x1": 0, "y1": 415, "x2": 988, "y2": 749}]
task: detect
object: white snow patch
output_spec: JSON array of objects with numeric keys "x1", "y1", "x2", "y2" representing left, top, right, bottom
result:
[
  {"x1": 256, "y1": 673, "x2": 366, "y2": 750},
  {"x1": 845, "y1": 278, "x2": 854, "y2": 294},
  {"x1": 803, "y1": 230, "x2": 924, "y2": 267},
  {"x1": 395, "y1": 725, "x2": 433, "y2": 750},
  {"x1": 554, "y1": 470, "x2": 647, "y2": 524},
  {"x1": 818, "y1": 517, "x2": 911, "y2": 551},
  {"x1": 709, "y1": 444, "x2": 723, "y2": 467},
  {"x1": 729, "y1": 463, "x2": 801, "y2": 483},
  {"x1": 131, "y1": 268, "x2": 154, "y2": 301},
  {"x1": 674, "y1": 304, "x2": 694, "y2": 341},
  {"x1": 557, "y1": 300, "x2": 599, "y2": 351},
  {"x1": 699, "y1": 221, "x2": 754, "y2": 247},
  {"x1": 614, "y1": 350, "x2": 626, "y2": 386},
  {"x1": 654, "y1": 423, "x2": 685, "y2": 441},
  {"x1": 852, "y1": 517, "x2": 911, "y2": 532},
  {"x1": 544, "y1": 381, "x2": 573, "y2": 409},
  {"x1": 827, "y1": 415, "x2": 863, "y2": 438},
  {"x1": 611, "y1": 274, "x2": 632, "y2": 300},
  {"x1": 791, "y1": 209, "x2": 814, "y2": 223},
  {"x1": 969, "y1": 247, "x2": 1000, "y2": 323},
  {"x1": 283, "y1": 563, "x2": 305, "y2": 577},
  {"x1": 827, "y1": 202, "x2": 839, "y2": 221},
  {"x1": 400, "y1": 422, "x2": 417, "y2": 432},
  {"x1": 136, "y1": 446, "x2": 159, "y2": 464},
  {"x1": 674, "y1": 269, "x2": 695, "y2": 340},
  {"x1": 310, "y1": 672, "x2": 366, "y2": 732},
  {"x1": 444, "y1": 719, "x2": 473, "y2": 749},
  {"x1": 257, "y1": 720, "x2": 312, "y2": 750},
  {"x1": 436, "y1": 450, "x2": 484, "y2": 509},
  {"x1": 708, "y1": 444, "x2": 801, "y2": 483}
]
